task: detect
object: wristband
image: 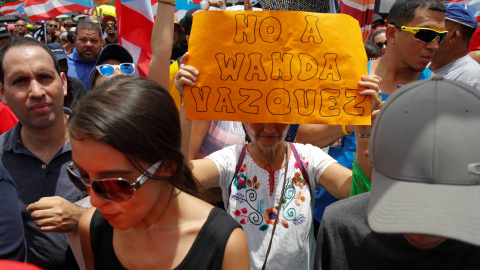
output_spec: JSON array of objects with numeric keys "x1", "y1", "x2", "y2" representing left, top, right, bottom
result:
[
  {"x1": 355, "y1": 132, "x2": 370, "y2": 138},
  {"x1": 341, "y1": 125, "x2": 352, "y2": 135},
  {"x1": 158, "y1": 0, "x2": 176, "y2": 6}
]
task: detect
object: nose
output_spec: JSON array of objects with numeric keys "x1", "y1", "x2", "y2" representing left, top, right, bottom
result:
[
  {"x1": 112, "y1": 67, "x2": 124, "y2": 77},
  {"x1": 426, "y1": 39, "x2": 440, "y2": 51},
  {"x1": 29, "y1": 80, "x2": 46, "y2": 98},
  {"x1": 88, "y1": 187, "x2": 107, "y2": 208},
  {"x1": 263, "y1": 124, "x2": 276, "y2": 134}
]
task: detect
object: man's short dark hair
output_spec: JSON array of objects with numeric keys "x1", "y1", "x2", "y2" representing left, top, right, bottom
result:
[
  {"x1": 387, "y1": 0, "x2": 446, "y2": 26},
  {"x1": 0, "y1": 37, "x2": 61, "y2": 85},
  {"x1": 75, "y1": 21, "x2": 102, "y2": 39},
  {"x1": 457, "y1": 24, "x2": 476, "y2": 44}
]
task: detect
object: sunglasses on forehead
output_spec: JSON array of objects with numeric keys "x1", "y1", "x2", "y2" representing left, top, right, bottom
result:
[
  {"x1": 96, "y1": 63, "x2": 135, "y2": 77},
  {"x1": 67, "y1": 161, "x2": 162, "y2": 202},
  {"x1": 392, "y1": 25, "x2": 448, "y2": 44}
]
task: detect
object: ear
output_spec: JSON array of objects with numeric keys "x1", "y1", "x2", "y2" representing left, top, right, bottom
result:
[
  {"x1": 448, "y1": 29, "x2": 460, "y2": 44},
  {"x1": 157, "y1": 159, "x2": 178, "y2": 178},
  {"x1": 0, "y1": 83, "x2": 6, "y2": 105},
  {"x1": 385, "y1": 24, "x2": 397, "y2": 45},
  {"x1": 60, "y1": 72, "x2": 67, "y2": 97}
]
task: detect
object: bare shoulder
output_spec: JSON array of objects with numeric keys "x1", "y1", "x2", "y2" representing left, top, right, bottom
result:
[
  {"x1": 79, "y1": 207, "x2": 96, "y2": 232},
  {"x1": 469, "y1": 50, "x2": 480, "y2": 64},
  {"x1": 222, "y1": 228, "x2": 250, "y2": 270},
  {"x1": 178, "y1": 192, "x2": 215, "y2": 223}
]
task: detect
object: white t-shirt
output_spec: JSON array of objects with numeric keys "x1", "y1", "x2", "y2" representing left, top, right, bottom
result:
[{"x1": 207, "y1": 143, "x2": 336, "y2": 270}]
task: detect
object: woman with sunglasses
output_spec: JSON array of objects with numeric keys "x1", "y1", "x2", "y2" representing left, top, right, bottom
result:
[
  {"x1": 68, "y1": 3, "x2": 250, "y2": 270},
  {"x1": 88, "y1": 43, "x2": 137, "y2": 90}
]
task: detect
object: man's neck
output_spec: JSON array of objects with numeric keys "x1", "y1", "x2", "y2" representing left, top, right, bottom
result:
[
  {"x1": 20, "y1": 114, "x2": 70, "y2": 164},
  {"x1": 371, "y1": 53, "x2": 424, "y2": 95},
  {"x1": 106, "y1": 34, "x2": 117, "y2": 42}
]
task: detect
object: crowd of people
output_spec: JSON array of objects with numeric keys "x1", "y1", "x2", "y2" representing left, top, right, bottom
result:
[{"x1": 0, "y1": 0, "x2": 480, "y2": 269}]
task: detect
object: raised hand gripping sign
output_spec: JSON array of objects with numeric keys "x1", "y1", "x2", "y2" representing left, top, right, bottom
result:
[{"x1": 186, "y1": 11, "x2": 370, "y2": 125}]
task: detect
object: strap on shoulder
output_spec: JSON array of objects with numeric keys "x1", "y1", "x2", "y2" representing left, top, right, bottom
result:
[
  {"x1": 226, "y1": 144, "x2": 248, "y2": 209},
  {"x1": 289, "y1": 142, "x2": 313, "y2": 198}
]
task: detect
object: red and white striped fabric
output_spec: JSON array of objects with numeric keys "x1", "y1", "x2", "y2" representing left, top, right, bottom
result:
[
  {"x1": 115, "y1": 0, "x2": 155, "y2": 78},
  {"x1": 0, "y1": 1, "x2": 25, "y2": 15},
  {"x1": 24, "y1": 0, "x2": 94, "y2": 21},
  {"x1": 340, "y1": 0, "x2": 376, "y2": 41},
  {"x1": 82, "y1": 8, "x2": 95, "y2": 15}
]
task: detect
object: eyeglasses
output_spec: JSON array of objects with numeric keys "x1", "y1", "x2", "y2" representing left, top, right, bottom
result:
[
  {"x1": 96, "y1": 63, "x2": 136, "y2": 77},
  {"x1": 67, "y1": 161, "x2": 162, "y2": 202},
  {"x1": 61, "y1": 39, "x2": 67, "y2": 42},
  {"x1": 49, "y1": 24, "x2": 58, "y2": 28},
  {"x1": 64, "y1": 24, "x2": 73, "y2": 28},
  {"x1": 393, "y1": 25, "x2": 448, "y2": 44},
  {"x1": 375, "y1": 40, "x2": 387, "y2": 48}
]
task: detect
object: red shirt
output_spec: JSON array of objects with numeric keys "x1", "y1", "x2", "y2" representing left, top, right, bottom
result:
[{"x1": 0, "y1": 102, "x2": 18, "y2": 134}]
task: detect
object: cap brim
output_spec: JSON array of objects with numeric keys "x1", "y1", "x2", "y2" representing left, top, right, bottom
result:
[{"x1": 368, "y1": 168, "x2": 480, "y2": 246}]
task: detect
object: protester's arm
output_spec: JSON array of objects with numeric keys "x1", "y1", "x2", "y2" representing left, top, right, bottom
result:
[
  {"x1": 189, "y1": 120, "x2": 211, "y2": 160},
  {"x1": 295, "y1": 124, "x2": 353, "y2": 148},
  {"x1": 27, "y1": 196, "x2": 86, "y2": 232},
  {"x1": 317, "y1": 75, "x2": 382, "y2": 198},
  {"x1": 174, "y1": 54, "x2": 222, "y2": 190},
  {"x1": 78, "y1": 207, "x2": 96, "y2": 270},
  {"x1": 148, "y1": 1, "x2": 174, "y2": 90},
  {"x1": 202, "y1": 0, "x2": 224, "y2": 10},
  {"x1": 469, "y1": 50, "x2": 480, "y2": 65}
]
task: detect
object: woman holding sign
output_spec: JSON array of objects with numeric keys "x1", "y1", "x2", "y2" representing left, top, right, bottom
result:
[
  {"x1": 176, "y1": 53, "x2": 382, "y2": 269},
  {"x1": 69, "y1": 3, "x2": 250, "y2": 270}
]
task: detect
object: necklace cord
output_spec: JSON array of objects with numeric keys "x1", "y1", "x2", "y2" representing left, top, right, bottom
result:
[{"x1": 262, "y1": 143, "x2": 289, "y2": 270}]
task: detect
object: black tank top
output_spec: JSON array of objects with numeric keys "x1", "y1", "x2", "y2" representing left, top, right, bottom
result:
[{"x1": 90, "y1": 207, "x2": 241, "y2": 269}]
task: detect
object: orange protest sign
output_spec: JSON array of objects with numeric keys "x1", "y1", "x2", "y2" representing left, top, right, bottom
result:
[{"x1": 186, "y1": 11, "x2": 369, "y2": 125}]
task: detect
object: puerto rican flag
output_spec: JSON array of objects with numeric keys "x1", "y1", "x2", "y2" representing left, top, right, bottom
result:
[
  {"x1": 0, "y1": 1, "x2": 25, "y2": 15},
  {"x1": 340, "y1": 0, "x2": 376, "y2": 41},
  {"x1": 116, "y1": 0, "x2": 201, "y2": 78},
  {"x1": 24, "y1": 0, "x2": 94, "y2": 21},
  {"x1": 115, "y1": 0, "x2": 155, "y2": 78}
]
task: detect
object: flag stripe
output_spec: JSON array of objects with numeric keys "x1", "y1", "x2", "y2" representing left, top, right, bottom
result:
[{"x1": 24, "y1": 0, "x2": 94, "y2": 21}]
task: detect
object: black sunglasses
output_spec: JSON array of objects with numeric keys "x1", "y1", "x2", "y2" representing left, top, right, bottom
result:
[
  {"x1": 49, "y1": 24, "x2": 58, "y2": 28},
  {"x1": 375, "y1": 40, "x2": 387, "y2": 48}
]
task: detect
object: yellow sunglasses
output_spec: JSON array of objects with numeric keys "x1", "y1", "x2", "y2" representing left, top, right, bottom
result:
[{"x1": 392, "y1": 25, "x2": 448, "y2": 44}]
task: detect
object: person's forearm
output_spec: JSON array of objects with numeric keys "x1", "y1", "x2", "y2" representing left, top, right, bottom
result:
[
  {"x1": 354, "y1": 125, "x2": 372, "y2": 181},
  {"x1": 149, "y1": 0, "x2": 174, "y2": 88},
  {"x1": 295, "y1": 124, "x2": 354, "y2": 148}
]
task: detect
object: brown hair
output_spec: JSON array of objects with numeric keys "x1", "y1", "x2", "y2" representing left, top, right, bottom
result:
[{"x1": 68, "y1": 76, "x2": 200, "y2": 196}]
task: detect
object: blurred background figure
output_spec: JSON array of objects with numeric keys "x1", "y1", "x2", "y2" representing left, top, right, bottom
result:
[{"x1": 0, "y1": 23, "x2": 11, "y2": 50}]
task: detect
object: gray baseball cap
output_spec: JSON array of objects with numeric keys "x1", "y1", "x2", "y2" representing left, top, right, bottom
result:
[{"x1": 368, "y1": 76, "x2": 480, "y2": 246}]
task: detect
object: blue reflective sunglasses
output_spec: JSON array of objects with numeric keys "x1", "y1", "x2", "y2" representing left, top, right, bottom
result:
[{"x1": 96, "y1": 63, "x2": 136, "y2": 77}]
